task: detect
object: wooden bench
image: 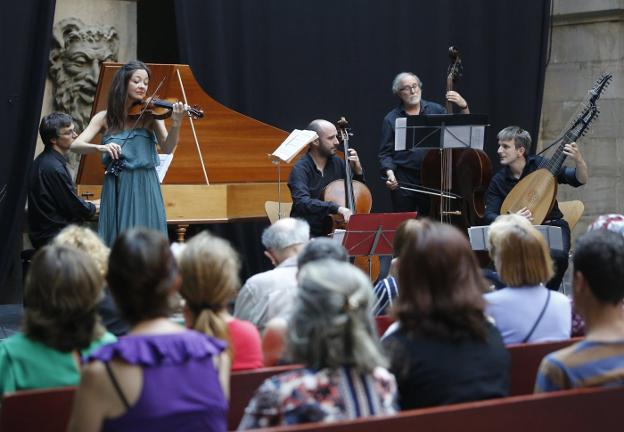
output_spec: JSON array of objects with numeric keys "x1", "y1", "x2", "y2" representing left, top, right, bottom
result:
[
  {"x1": 248, "y1": 385, "x2": 624, "y2": 431},
  {"x1": 0, "y1": 386, "x2": 76, "y2": 432},
  {"x1": 507, "y1": 338, "x2": 580, "y2": 395}
]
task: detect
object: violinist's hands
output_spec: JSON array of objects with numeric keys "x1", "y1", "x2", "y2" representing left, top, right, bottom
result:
[
  {"x1": 170, "y1": 101, "x2": 188, "y2": 125},
  {"x1": 337, "y1": 206, "x2": 353, "y2": 222},
  {"x1": 446, "y1": 91, "x2": 469, "y2": 111},
  {"x1": 347, "y1": 149, "x2": 363, "y2": 175},
  {"x1": 385, "y1": 170, "x2": 399, "y2": 190},
  {"x1": 515, "y1": 207, "x2": 534, "y2": 222},
  {"x1": 99, "y1": 143, "x2": 121, "y2": 160}
]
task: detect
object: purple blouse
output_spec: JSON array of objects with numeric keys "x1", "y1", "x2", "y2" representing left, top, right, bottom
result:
[{"x1": 89, "y1": 330, "x2": 228, "y2": 432}]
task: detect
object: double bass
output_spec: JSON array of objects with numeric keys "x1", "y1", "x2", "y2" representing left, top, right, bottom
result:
[
  {"x1": 321, "y1": 117, "x2": 379, "y2": 280},
  {"x1": 421, "y1": 47, "x2": 492, "y2": 231},
  {"x1": 501, "y1": 73, "x2": 611, "y2": 223}
]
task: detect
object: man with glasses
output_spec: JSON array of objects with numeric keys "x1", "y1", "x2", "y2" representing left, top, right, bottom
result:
[
  {"x1": 378, "y1": 72, "x2": 469, "y2": 214},
  {"x1": 28, "y1": 112, "x2": 99, "y2": 248}
]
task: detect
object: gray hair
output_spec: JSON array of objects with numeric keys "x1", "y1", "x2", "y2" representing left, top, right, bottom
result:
[
  {"x1": 392, "y1": 72, "x2": 422, "y2": 95},
  {"x1": 297, "y1": 238, "x2": 348, "y2": 269},
  {"x1": 497, "y1": 126, "x2": 532, "y2": 154},
  {"x1": 261, "y1": 218, "x2": 310, "y2": 251},
  {"x1": 288, "y1": 260, "x2": 387, "y2": 372}
]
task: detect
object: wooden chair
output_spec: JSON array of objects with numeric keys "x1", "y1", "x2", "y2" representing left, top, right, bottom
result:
[
  {"x1": 507, "y1": 338, "x2": 581, "y2": 395},
  {"x1": 249, "y1": 386, "x2": 624, "y2": 431},
  {"x1": 265, "y1": 201, "x2": 293, "y2": 224},
  {"x1": 229, "y1": 364, "x2": 301, "y2": 429},
  {"x1": 374, "y1": 315, "x2": 395, "y2": 337},
  {"x1": 558, "y1": 200, "x2": 584, "y2": 230},
  {"x1": 0, "y1": 386, "x2": 76, "y2": 432}
]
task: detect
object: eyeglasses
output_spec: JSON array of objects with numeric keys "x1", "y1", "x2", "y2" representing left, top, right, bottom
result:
[
  {"x1": 399, "y1": 84, "x2": 420, "y2": 93},
  {"x1": 59, "y1": 129, "x2": 77, "y2": 136}
]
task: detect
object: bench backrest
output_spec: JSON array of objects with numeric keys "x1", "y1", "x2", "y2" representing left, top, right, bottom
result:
[
  {"x1": 507, "y1": 338, "x2": 580, "y2": 395},
  {"x1": 0, "y1": 386, "x2": 76, "y2": 432},
  {"x1": 250, "y1": 385, "x2": 624, "y2": 431}
]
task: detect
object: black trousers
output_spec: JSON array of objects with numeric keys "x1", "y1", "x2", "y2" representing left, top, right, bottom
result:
[{"x1": 390, "y1": 167, "x2": 431, "y2": 216}]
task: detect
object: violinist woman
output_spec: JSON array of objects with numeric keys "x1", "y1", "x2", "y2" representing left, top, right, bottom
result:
[
  {"x1": 288, "y1": 119, "x2": 363, "y2": 237},
  {"x1": 71, "y1": 60, "x2": 186, "y2": 245}
]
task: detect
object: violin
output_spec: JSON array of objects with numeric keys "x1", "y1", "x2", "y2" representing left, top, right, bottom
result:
[
  {"x1": 127, "y1": 97, "x2": 204, "y2": 120},
  {"x1": 321, "y1": 117, "x2": 379, "y2": 281}
]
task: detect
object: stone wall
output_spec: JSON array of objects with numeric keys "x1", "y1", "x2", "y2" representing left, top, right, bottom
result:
[
  {"x1": 540, "y1": 0, "x2": 624, "y2": 240},
  {"x1": 37, "y1": 0, "x2": 137, "y2": 156}
]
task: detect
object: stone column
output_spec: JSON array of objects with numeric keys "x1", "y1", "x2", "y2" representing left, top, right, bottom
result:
[{"x1": 540, "y1": 0, "x2": 624, "y2": 239}]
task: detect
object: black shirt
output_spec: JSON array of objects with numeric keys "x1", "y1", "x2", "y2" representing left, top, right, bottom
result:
[
  {"x1": 28, "y1": 147, "x2": 96, "y2": 248},
  {"x1": 383, "y1": 322, "x2": 510, "y2": 410},
  {"x1": 378, "y1": 99, "x2": 446, "y2": 174},
  {"x1": 288, "y1": 152, "x2": 364, "y2": 237},
  {"x1": 484, "y1": 155, "x2": 583, "y2": 225}
]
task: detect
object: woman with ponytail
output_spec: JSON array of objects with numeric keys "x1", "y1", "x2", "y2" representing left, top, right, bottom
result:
[
  {"x1": 178, "y1": 231, "x2": 263, "y2": 372},
  {"x1": 238, "y1": 260, "x2": 397, "y2": 430}
]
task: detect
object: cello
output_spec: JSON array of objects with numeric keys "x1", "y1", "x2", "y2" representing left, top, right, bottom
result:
[
  {"x1": 421, "y1": 46, "x2": 492, "y2": 231},
  {"x1": 501, "y1": 73, "x2": 611, "y2": 223},
  {"x1": 321, "y1": 117, "x2": 380, "y2": 280}
]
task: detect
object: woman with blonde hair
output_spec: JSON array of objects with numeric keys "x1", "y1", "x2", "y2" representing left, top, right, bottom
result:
[
  {"x1": 485, "y1": 214, "x2": 571, "y2": 344},
  {"x1": 178, "y1": 231, "x2": 263, "y2": 371},
  {"x1": 52, "y1": 225, "x2": 128, "y2": 335}
]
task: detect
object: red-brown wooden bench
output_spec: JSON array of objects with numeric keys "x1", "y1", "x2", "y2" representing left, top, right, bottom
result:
[
  {"x1": 248, "y1": 385, "x2": 624, "y2": 432},
  {"x1": 0, "y1": 386, "x2": 76, "y2": 432}
]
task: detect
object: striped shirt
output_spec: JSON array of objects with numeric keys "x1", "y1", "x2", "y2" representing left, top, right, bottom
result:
[
  {"x1": 372, "y1": 277, "x2": 399, "y2": 316},
  {"x1": 535, "y1": 340, "x2": 624, "y2": 392},
  {"x1": 238, "y1": 366, "x2": 397, "y2": 429}
]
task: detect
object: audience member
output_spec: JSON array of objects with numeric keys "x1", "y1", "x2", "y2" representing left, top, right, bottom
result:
[
  {"x1": 234, "y1": 218, "x2": 309, "y2": 332},
  {"x1": 262, "y1": 237, "x2": 349, "y2": 366},
  {"x1": 52, "y1": 225, "x2": 129, "y2": 336},
  {"x1": 239, "y1": 260, "x2": 397, "y2": 429},
  {"x1": 0, "y1": 245, "x2": 115, "y2": 396},
  {"x1": 68, "y1": 229, "x2": 228, "y2": 432},
  {"x1": 383, "y1": 220, "x2": 509, "y2": 409},
  {"x1": 179, "y1": 231, "x2": 263, "y2": 371},
  {"x1": 371, "y1": 219, "x2": 421, "y2": 316},
  {"x1": 485, "y1": 214, "x2": 571, "y2": 344},
  {"x1": 535, "y1": 229, "x2": 624, "y2": 392}
]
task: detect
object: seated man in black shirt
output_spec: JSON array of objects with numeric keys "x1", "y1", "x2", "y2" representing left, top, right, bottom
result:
[
  {"x1": 28, "y1": 112, "x2": 98, "y2": 248},
  {"x1": 484, "y1": 125, "x2": 588, "y2": 290},
  {"x1": 379, "y1": 72, "x2": 469, "y2": 214},
  {"x1": 288, "y1": 119, "x2": 363, "y2": 237}
]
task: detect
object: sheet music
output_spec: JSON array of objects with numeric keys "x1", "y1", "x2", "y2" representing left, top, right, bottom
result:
[
  {"x1": 394, "y1": 117, "x2": 407, "y2": 151},
  {"x1": 270, "y1": 129, "x2": 318, "y2": 163},
  {"x1": 156, "y1": 153, "x2": 174, "y2": 183}
]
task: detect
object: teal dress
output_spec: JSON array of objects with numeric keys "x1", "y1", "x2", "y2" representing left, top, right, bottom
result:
[
  {"x1": 0, "y1": 332, "x2": 116, "y2": 396},
  {"x1": 99, "y1": 128, "x2": 168, "y2": 246}
]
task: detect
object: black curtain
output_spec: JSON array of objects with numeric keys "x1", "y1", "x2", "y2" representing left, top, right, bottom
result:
[
  {"x1": 0, "y1": 2, "x2": 56, "y2": 302},
  {"x1": 142, "y1": 0, "x2": 551, "y2": 277}
]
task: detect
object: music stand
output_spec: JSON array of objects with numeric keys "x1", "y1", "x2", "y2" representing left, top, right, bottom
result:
[
  {"x1": 394, "y1": 113, "x2": 489, "y2": 151},
  {"x1": 342, "y1": 212, "x2": 418, "y2": 276}
]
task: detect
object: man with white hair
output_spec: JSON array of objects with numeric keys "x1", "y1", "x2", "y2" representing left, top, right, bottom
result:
[{"x1": 234, "y1": 218, "x2": 310, "y2": 332}]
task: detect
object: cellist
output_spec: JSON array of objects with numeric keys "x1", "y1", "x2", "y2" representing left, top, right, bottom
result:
[
  {"x1": 288, "y1": 119, "x2": 364, "y2": 237},
  {"x1": 484, "y1": 126, "x2": 588, "y2": 290}
]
